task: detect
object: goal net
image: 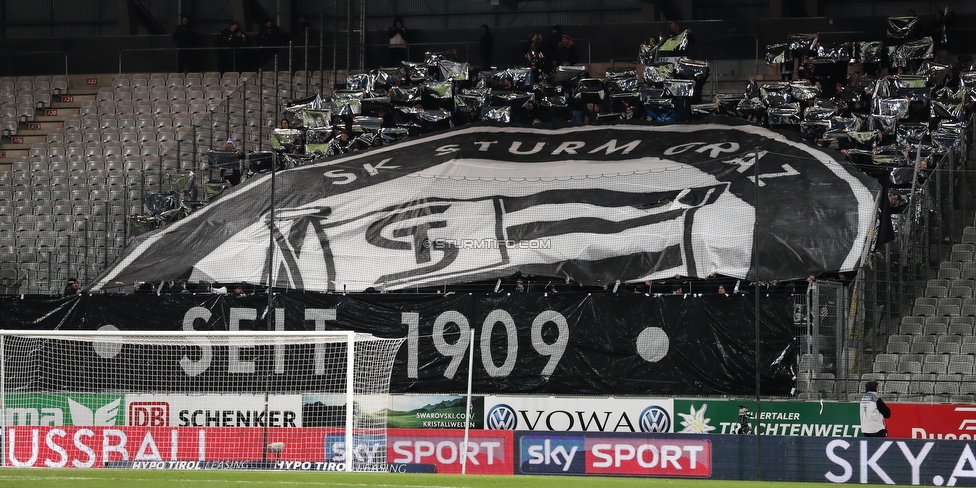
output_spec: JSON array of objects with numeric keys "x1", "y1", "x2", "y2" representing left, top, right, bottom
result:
[{"x1": 0, "y1": 330, "x2": 404, "y2": 472}]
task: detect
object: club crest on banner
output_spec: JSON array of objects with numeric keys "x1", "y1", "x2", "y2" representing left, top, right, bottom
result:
[{"x1": 92, "y1": 122, "x2": 880, "y2": 292}]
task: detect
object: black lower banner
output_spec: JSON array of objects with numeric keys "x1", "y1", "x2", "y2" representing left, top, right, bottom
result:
[
  {"x1": 514, "y1": 431, "x2": 976, "y2": 485},
  {"x1": 0, "y1": 293, "x2": 794, "y2": 396}
]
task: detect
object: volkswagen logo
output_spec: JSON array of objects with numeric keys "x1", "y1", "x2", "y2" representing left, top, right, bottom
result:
[
  {"x1": 640, "y1": 405, "x2": 672, "y2": 433},
  {"x1": 486, "y1": 404, "x2": 518, "y2": 430}
]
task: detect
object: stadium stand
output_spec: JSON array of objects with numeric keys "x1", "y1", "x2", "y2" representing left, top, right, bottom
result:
[
  {"x1": 0, "y1": 4, "x2": 974, "y2": 404},
  {"x1": 0, "y1": 68, "x2": 330, "y2": 292}
]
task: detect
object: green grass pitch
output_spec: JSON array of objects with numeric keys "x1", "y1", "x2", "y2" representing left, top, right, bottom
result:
[{"x1": 0, "y1": 469, "x2": 845, "y2": 487}]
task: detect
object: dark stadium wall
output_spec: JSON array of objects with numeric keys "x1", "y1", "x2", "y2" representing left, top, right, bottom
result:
[{"x1": 1, "y1": 15, "x2": 972, "y2": 76}]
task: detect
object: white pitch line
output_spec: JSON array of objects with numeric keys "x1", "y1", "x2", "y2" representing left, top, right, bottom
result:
[{"x1": 0, "y1": 476, "x2": 468, "y2": 488}]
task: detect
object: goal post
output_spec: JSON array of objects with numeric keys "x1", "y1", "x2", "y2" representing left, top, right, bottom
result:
[{"x1": 0, "y1": 330, "x2": 404, "y2": 472}]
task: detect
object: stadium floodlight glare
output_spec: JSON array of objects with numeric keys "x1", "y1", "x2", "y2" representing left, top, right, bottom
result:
[{"x1": 0, "y1": 330, "x2": 404, "y2": 472}]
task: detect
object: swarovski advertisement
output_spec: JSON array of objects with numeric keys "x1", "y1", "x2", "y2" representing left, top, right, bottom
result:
[
  {"x1": 388, "y1": 395, "x2": 484, "y2": 429},
  {"x1": 0, "y1": 292, "x2": 795, "y2": 396}
]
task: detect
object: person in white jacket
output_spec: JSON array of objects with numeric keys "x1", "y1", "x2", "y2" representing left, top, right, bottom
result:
[{"x1": 860, "y1": 380, "x2": 892, "y2": 437}]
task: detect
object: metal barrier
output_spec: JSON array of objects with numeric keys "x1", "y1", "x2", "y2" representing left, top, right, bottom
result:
[
  {"x1": 801, "y1": 114, "x2": 976, "y2": 402},
  {"x1": 119, "y1": 42, "x2": 327, "y2": 75}
]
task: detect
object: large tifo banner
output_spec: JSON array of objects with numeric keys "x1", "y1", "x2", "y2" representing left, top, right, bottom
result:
[
  {"x1": 0, "y1": 292, "x2": 795, "y2": 396},
  {"x1": 88, "y1": 121, "x2": 880, "y2": 293}
]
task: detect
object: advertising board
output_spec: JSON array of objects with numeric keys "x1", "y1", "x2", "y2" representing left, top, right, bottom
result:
[
  {"x1": 887, "y1": 404, "x2": 976, "y2": 440},
  {"x1": 387, "y1": 428, "x2": 514, "y2": 474},
  {"x1": 672, "y1": 399, "x2": 860, "y2": 436},
  {"x1": 125, "y1": 394, "x2": 303, "y2": 428},
  {"x1": 515, "y1": 432, "x2": 710, "y2": 477},
  {"x1": 4, "y1": 393, "x2": 125, "y2": 427},
  {"x1": 485, "y1": 396, "x2": 674, "y2": 433},
  {"x1": 512, "y1": 432, "x2": 976, "y2": 484},
  {"x1": 4, "y1": 426, "x2": 336, "y2": 467},
  {"x1": 388, "y1": 394, "x2": 484, "y2": 429},
  {"x1": 5, "y1": 426, "x2": 512, "y2": 474},
  {"x1": 765, "y1": 436, "x2": 976, "y2": 485}
]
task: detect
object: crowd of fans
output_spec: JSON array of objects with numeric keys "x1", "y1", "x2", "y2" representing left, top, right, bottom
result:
[
  {"x1": 77, "y1": 272, "x2": 829, "y2": 297},
  {"x1": 756, "y1": 10, "x2": 971, "y2": 277},
  {"x1": 261, "y1": 13, "x2": 970, "y2": 169},
  {"x1": 404, "y1": 271, "x2": 830, "y2": 296},
  {"x1": 254, "y1": 18, "x2": 709, "y2": 169},
  {"x1": 742, "y1": 7, "x2": 968, "y2": 171},
  {"x1": 157, "y1": 10, "x2": 974, "y2": 296}
]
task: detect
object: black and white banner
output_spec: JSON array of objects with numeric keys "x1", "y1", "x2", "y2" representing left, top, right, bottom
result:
[
  {"x1": 89, "y1": 120, "x2": 880, "y2": 293},
  {"x1": 0, "y1": 292, "x2": 794, "y2": 396}
]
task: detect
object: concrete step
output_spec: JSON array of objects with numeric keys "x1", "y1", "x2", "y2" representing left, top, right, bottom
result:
[
  {"x1": 2, "y1": 139, "x2": 46, "y2": 160},
  {"x1": 0, "y1": 148, "x2": 30, "y2": 164},
  {"x1": 35, "y1": 108, "x2": 80, "y2": 120},
  {"x1": 18, "y1": 121, "x2": 64, "y2": 134},
  {"x1": 26, "y1": 116, "x2": 69, "y2": 126},
  {"x1": 5, "y1": 134, "x2": 45, "y2": 145},
  {"x1": 58, "y1": 94, "x2": 97, "y2": 105},
  {"x1": 51, "y1": 94, "x2": 97, "y2": 107},
  {"x1": 64, "y1": 74, "x2": 116, "y2": 93}
]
